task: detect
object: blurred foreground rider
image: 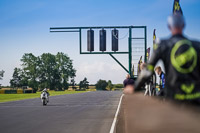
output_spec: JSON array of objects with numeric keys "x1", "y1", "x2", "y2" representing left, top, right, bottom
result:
[
  {"x1": 155, "y1": 66, "x2": 165, "y2": 96},
  {"x1": 133, "y1": 12, "x2": 200, "y2": 104}
]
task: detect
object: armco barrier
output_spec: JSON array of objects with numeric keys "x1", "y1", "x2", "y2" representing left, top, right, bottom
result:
[
  {"x1": 17, "y1": 89, "x2": 23, "y2": 94},
  {"x1": 24, "y1": 90, "x2": 33, "y2": 93},
  {"x1": 5, "y1": 90, "x2": 17, "y2": 94},
  {"x1": 0, "y1": 90, "x2": 5, "y2": 94},
  {"x1": 86, "y1": 89, "x2": 96, "y2": 91}
]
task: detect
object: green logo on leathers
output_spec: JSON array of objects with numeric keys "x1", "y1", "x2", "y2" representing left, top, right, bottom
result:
[
  {"x1": 171, "y1": 40, "x2": 197, "y2": 74},
  {"x1": 174, "y1": 1, "x2": 181, "y2": 12},
  {"x1": 181, "y1": 84, "x2": 194, "y2": 94}
]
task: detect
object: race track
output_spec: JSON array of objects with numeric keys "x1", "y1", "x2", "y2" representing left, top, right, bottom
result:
[{"x1": 0, "y1": 91, "x2": 122, "y2": 133}]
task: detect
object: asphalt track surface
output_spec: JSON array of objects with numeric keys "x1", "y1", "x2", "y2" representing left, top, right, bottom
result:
[{"x1": 0, "y1": 91, "x2": 122, "y2": 133}]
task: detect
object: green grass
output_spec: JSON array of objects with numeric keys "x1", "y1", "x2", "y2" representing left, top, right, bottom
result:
[{"x1": 0, "y1": 90, "x2": 87, "y2": 103}]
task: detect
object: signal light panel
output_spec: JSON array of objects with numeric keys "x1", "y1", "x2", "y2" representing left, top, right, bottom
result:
[
  {"x1": 87, "y1": 29, "x2": 94, "y2": 52},
  {"x1": 112, "y1": 29, "x2": 119, "y2": 51},
  {"x1": 99, "y1": 29, "x2": 106, "y2": 51},
  {"x1": 87, "y1": 29, "x2": 119, "y2": 52}
]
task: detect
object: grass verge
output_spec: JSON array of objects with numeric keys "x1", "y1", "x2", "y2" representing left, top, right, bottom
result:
[{"x1": 0, "y1": 90, "x2": 87, "y2": 103}]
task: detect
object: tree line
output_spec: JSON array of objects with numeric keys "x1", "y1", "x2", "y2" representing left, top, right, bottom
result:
[
  {"x1": 95, "y1": 79, "x2": 123, "y2": 90},
  {"x1": 78, "y1": 78, "x2": 123, "y2": 91},
  {"x1": 10, "y1": 52, "x2": 76, "y2": 92},
  {"x1": 8, "y1": 52, "x2": 123, "y2": 92}
]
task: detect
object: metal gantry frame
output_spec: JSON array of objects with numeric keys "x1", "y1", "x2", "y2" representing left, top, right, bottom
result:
[{"x1": 50, "y1": 26, "x2": 147, "y2": 77}]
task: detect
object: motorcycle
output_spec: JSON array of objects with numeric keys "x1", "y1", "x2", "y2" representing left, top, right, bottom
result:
[{"x1": 41, "y1": 91, "x2": 49, "y2": 106}]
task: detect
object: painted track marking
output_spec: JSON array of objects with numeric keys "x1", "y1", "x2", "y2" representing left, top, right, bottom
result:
[{"x1": 109, "y1": 94, "x2": 124, "y2": 133}]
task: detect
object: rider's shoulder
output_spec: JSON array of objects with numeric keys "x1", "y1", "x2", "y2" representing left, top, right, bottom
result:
[
  {"x1": 155, "y1": 36, "x2": 172, "y2": 47},
  {"x1": 156, "y1": 38, "x2": 167, "y2": 45},
  {"x1": 190, "y1": 39, "x2": 200, "y2": 45},
  {"x1": 191, "y1": 40, "x2": 200, "y2": 51},
  {"x1": 154, "y1": 38, "x2": 168, "y2": 51}
]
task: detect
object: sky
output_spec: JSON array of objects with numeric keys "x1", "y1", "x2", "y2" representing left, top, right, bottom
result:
[{"x1": 0, "y1": 0, "x2": 200, "y2": 86}]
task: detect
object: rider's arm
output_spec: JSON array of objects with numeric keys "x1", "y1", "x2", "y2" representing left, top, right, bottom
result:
[{"x1": 134, "y1": 40, "x2": 166, "y2": 90}]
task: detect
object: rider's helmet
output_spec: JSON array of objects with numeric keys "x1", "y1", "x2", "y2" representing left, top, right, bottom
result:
[
  {"x1": 167, "y1": 13, "x2": 185, "y2": 29},
  {"x1": 44, "y1": 88, "x2": 47, "y2": 92}
]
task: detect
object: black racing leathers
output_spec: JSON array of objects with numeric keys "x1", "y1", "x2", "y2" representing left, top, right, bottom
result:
[{"x1": 135, "y1": 34, "x2": 200, "y2": 102}]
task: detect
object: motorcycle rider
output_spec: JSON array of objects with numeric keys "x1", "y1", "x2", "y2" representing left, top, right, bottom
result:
[
  {"x1": 133, "y1": 12, "x2": 200, "y2": 104},
  {"x1": 42, "y1": 88, "x2": 50, "y2": 102}
]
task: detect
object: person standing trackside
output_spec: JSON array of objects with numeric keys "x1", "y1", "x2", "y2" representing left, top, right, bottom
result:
[
  {"x1": 132, "y1": 0, "x2": 200, "y2": 105},
  {"x1": 155, "y1": 66, "x2": 165, "y2": 96},
  {"x1": 123, "y1": 74, "x2": 134, "y2": 94}
]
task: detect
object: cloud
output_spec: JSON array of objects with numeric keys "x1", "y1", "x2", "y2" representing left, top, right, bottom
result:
[
  {"x1": 77, "y1": 61, "x2": 122, "y2": 74},
  {"x1": 75, "y1": 61, "x2": 126, "y2": 84}
]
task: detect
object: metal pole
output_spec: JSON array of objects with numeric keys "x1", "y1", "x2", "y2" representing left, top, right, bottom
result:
[
  {"x1": 50, "y1": 26, "x2": 146, "y2": 30},
  {"x1": 144, "y1": 26, "x2": 147, "y2": 62},
  {"x1": 128, "y1": 27, "x2": 132, "y2": 76},
  {"x1": 80, "y1": 52, "x2": 129, "y2": 54},
  {"x1": 79, "y1": 28, "x2": 82, "y2": 54},
  {"x1": 109, "y1": 54, "x2": 129, "y2": 73},
  {"x1": 50, "y1": 30, "x2": 79, "y2": 32}
]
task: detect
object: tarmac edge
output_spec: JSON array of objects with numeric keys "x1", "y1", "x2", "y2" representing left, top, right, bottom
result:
[{"x1": 109, "y1": 94, "x2": 124, "y2": 133}]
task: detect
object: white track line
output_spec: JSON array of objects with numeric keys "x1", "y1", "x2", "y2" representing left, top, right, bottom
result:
[{"x1": 109, "y1": 94, "x2": 124, "y2": 133}]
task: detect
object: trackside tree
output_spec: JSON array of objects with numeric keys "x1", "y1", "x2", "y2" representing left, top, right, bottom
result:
[
  {"x1": 50, "y1": 26, "x2": 147, "y2": 78},
  {"x1": 10, "y1": 53, "x2": 76, "y2": 91},
  {"x1": 0, "y1": 70, "x2": 5, "y2": 88}
]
